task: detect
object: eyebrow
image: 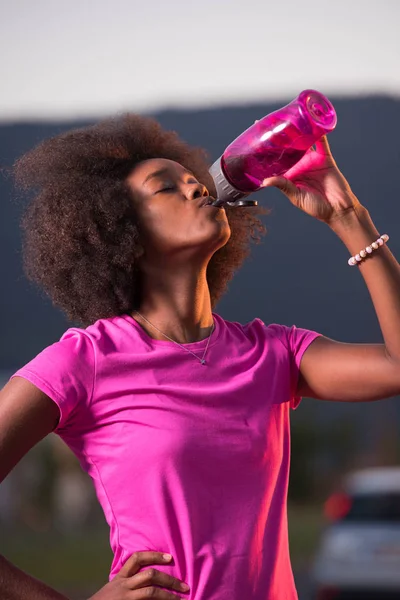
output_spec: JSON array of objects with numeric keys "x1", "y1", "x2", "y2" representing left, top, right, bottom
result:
[{"x1": 143, "y1": 167, "x2": 194, "y2": 185}]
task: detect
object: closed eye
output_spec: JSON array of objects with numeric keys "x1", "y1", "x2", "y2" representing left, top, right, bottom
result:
[
  {"x1": 156, "y1": 185, "x2": 175, "y2": 194},
  {"x1": 155, "y1": 176, "x2": 202, "y2": 194}
]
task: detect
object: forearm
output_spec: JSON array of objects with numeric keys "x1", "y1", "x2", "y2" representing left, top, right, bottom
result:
[
  {"x1": 0, "y1": 554, "x2": 70, "y2": 600},
  {"x1": 329, "y1": 202, "x2": 400, "y2": 360}
]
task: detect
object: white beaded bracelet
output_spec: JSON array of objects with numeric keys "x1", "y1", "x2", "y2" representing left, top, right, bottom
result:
[{"x1": 348, "y1": 234, "x2": 389, "y2": 266}]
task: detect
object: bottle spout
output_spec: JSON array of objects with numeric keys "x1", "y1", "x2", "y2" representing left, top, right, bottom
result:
[
  {"x1": 210, "y1": 197, "x2": 226, "y2": 207},
  {"x1": 210, "y1": 198, "x2": 258, "y2": 208}
]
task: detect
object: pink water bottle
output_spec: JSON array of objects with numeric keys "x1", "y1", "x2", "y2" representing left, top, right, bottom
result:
[{"x1": 210, "y1": 89, "x2": 337, "y2": 207}]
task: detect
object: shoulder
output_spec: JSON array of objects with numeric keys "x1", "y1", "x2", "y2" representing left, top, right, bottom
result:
[
  {"x1": 214, "y1": 313, "x2": 320, "y2": 355},
  {"x1": 64, "y1": 313, "x2": 131, "y2": 354},
  {"x1": 215, "y1": 313, "x2": 290, "y2": 342},
  {"x1": 15, "y1": 315, "x2": 122, "y2": 378}
]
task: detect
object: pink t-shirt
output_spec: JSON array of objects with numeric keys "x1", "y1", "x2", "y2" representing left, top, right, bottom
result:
[{"x1": 11, "y1": 313, "x2": 320, "y2": 599}]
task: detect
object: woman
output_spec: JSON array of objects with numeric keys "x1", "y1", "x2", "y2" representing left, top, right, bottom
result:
[{"x1": 1, "y1": 114, "x2": 399, "y2": 600}]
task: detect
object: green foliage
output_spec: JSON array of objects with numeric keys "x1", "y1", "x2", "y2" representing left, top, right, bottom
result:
[
  {"x1": 2, "y1": 526, "x2": 112, "y2": 592},
  {"x1": 289, "y1": 402, "x2": 358, "y2": 503}
]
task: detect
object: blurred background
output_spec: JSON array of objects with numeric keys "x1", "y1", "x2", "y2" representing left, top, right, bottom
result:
[{"x1": 1, "y1": 1, "x2": 400, "y2": 598}]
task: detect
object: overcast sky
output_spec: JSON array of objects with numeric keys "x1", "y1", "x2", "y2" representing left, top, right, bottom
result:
[{"x1": 1, "y1": 0, "x2": 399, "y2": 122}]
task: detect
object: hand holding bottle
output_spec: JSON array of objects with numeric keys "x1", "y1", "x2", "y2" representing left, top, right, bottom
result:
[{"x1": 261, "y1": 135, "x2": 362, "y2": 225}]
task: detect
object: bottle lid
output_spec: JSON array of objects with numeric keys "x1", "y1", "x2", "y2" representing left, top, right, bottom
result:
[{"x1": 299, "y1": 89, "x2": 337, "y2": 132}]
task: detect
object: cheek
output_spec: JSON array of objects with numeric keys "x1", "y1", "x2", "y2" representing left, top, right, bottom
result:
[
  {"x1": 139, "y1": 206, "x2": 187, "y2": 248},
  {"x1": 137, "y1": 202, "x2": 230, "y2": 252},
  {"x1": 138, "y1": 202, "x2": 169, "y2": 233}
]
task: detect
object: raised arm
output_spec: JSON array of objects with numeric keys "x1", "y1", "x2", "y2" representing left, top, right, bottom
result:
[{"x1": 262, "y1": 136, "x2": 400, "y2": 403}]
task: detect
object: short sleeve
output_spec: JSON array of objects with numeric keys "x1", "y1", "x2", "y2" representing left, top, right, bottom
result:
[
  {"x1": 268, "y1": 323, "x2": 321, "y2": 409},
  {"x1": 9, "y1": 328, "x2": 96, "y2": 434}
]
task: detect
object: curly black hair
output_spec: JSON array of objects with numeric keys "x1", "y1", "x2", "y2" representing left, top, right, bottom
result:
[{"x1": 14, "y1": 114, "x2": 267, "y2": 327}]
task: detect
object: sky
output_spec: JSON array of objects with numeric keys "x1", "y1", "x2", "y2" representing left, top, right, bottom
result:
[{"x1": 1, "y1": 0, "x2": 399, "y2": 122}]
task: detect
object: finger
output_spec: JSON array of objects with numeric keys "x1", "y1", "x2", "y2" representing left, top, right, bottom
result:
[
  {"x1": 261, "y1": 176, "x2": 298, "y2": 198},
  {"x1": 118, "y1": 551, "x2": 173, "y2": 578},
  {"x1": 129, "y1": 588, "x2": 184, "y2": 600},
  {"x1": 314, "y1": 135, "x2": 332, "y2": 156},
  {"x1": 128, "y1": 568, "x2": 190, "y2": 594}
]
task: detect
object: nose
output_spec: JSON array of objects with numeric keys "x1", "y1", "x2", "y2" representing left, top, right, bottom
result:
[{"x1": 187, "y1": 181, "x2": 208, "y2": 200}]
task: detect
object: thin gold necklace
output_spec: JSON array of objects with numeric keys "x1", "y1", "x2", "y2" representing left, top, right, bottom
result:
[{"x1": 133, "y1": 311, "x2": 214, "y2": 365}]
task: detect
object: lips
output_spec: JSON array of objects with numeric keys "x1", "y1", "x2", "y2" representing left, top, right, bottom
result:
[{"x1": 198, "y1": 197, "x2": 217, "y2": 208}]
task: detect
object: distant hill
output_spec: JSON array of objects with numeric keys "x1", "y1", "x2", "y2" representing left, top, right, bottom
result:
[{"x1": 1, "y1": 96, "x2": 399, "y2": 376}]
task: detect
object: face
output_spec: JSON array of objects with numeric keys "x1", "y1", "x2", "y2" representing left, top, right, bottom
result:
[{"x1": 126, "y1": 158, "x2": 231, "y2": 264}]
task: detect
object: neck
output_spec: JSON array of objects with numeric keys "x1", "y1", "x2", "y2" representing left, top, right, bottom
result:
[{"x1": 133, "y1": 263, "x2": 214, "y2": 343}]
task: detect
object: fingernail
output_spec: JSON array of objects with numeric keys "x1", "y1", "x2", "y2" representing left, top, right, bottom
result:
[
  {"x1": 181, "y1": 583, "x2": 190, "y2": 591},
  {"x1": 163, "y1": 553, "x2": 172, "y2": 561}
]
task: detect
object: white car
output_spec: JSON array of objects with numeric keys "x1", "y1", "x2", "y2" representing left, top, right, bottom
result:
[{"x1": 311, "y1": 467, "x2": 400, "y2": 600}]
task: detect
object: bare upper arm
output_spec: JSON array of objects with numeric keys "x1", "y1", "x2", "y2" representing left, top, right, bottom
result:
[
  {"x1": 297, "y1": 335, "x2": 400, "y2": 402},
  {"x1": 0, "y1": 376, "x2": 61, "y2": 483}
]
